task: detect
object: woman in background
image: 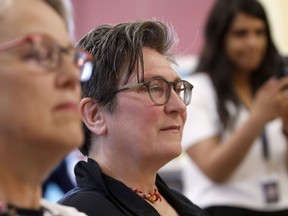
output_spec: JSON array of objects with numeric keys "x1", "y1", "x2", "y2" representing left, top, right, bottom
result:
[{"x1": 182, "y1": 0, "x2": 288, "y2": 215}]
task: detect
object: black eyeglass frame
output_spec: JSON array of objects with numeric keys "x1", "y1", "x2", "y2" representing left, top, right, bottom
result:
[{"x1": 114, "y1": 77, "x2": 193, "y2": 106}]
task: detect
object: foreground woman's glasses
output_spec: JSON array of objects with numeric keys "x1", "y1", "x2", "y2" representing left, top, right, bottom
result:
[{"x1": 0, "y1": 33, "x2": 93, "y2": 82}]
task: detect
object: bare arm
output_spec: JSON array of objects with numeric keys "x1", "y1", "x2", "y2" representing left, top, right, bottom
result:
[
  {"x1": 186, "y1": 78, "x2": 288, "y2": 183},
  {"x1": 280, "y1": 92, "x2": 288, "y2": 165}
]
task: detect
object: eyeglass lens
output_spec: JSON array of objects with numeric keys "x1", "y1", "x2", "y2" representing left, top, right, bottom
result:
[
  {"x1": 148, "y1": 79, "x2": 192, "y2": 106},
  {"x1": 74, "y1": 51, "x2": 93, "y2": 82},
  {"x1": 30, "y1": 35, "x2": 92, "y2": 82}
]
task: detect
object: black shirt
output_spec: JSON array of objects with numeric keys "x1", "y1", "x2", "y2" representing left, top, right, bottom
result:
[
  {"x1": 59, "y1": 158, "x2": 208, "y2": 216},
  {"x1": 0, "y1": 205, "x2": 44, "y2": 216}
]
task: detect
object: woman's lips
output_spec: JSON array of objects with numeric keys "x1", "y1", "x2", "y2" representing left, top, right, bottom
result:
[
  {"x1": 161, "y1": 125, "x2": 181, "y2": 132},
  {"x1": 54, "y1": 102, "x2": 79, "y2": 111}
]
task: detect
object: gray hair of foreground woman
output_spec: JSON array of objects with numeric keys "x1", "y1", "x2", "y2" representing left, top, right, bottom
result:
[
  {"x1": 77, "y1": 20, "x2": 178, "y2": 156},
  {"x1": 0, "y1": 0, "x2": 73, "y2": 35}
]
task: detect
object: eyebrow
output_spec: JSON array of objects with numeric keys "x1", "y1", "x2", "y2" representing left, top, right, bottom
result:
[{"x1": 143, "y1": 75, "x2": 181, "y2": 82}]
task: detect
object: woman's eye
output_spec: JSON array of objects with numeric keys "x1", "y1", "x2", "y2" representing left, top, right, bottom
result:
[
  {"x1": 32, "y1": 42, "x2": 59, "y2": 63},
  {"x1": 231, "y1": 29, "x2": 247, "y2": 38},
  {"x1": 35, "y1": 47, "x2": 54, "y2": 60},
  {"x1": 150, "y1": 86, "x2": 163, "y2": 92}
]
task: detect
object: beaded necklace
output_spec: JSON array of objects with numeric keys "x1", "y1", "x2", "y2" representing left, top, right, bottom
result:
[{"x1": 131, "y1": 187, "x2": 162, "y2": 203}]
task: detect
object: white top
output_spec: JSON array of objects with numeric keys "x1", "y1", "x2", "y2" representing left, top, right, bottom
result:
[
  {"x1": 181, "y1": 73, "x2": 288, "y2": 211},
  {"x1": 41, "y1": 199, "x2": 87, "y2": 216}
]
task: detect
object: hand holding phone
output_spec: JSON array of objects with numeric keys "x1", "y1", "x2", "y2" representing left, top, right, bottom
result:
[{"x1": 276, "y1": 57, "x2": 288, "y2": 78}]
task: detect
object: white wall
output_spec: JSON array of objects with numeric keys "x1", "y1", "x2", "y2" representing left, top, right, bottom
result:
[{"x1": 259, "y1": 0, "x2": 288, "y2": 55}]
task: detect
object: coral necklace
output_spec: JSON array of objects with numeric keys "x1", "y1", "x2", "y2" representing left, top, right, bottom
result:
[{"x1": 131, "y1": 187, "x2": 162, "y2": 203}]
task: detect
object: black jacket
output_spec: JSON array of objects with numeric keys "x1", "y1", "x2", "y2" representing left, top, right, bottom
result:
[{"x1": 59, "y1": 158, "x2": 208, "y2": 216}]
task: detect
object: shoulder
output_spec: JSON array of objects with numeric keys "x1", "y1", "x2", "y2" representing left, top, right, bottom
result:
[
  {"x1": 164, "y1": 189, "x2": 208, "y2": 216},
  {"x1": 41, "y1": 199, "x2": 87, "y2": 216}
]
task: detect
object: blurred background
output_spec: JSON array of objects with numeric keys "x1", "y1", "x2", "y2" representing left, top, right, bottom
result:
[
  {"x1": 44, "y1": 0, "x2": 288, "y2": 202},
  {"x1": 72, "y1": 0, "x2": 288, "y2": 75}
]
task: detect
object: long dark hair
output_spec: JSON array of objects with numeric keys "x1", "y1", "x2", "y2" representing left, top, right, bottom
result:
[{"x1": 195, "y1": 0, "x2": 281, "y2": 127}]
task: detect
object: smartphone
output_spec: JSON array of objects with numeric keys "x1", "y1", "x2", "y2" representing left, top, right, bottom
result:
[{"x1": 276, "y1": 57, "x2": 288, "y2": 78}]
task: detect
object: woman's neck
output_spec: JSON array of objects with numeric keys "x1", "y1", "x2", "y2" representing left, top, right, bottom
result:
[
  {"x1": 0, "y1": 143, "x2": 67, "y2": 209},
  {"x1": 233, "y1": 71, "x2": 253, "y2": 108},
  {"x1": 94, "y1": 154, "x2": 157, "y2": 193},
  {"x1": 0, "y1": 172, "x2": 42, "y2": 209}
]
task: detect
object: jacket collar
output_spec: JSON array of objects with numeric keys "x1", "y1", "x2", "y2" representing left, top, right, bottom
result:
[{"x1": 75, "y1": 158, "x2": 159, "y2": 215}]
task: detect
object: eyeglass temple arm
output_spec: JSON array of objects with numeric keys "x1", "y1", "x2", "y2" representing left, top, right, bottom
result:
[{"x1": 114, "y1": 82, "x2": 146, "y2": 93}]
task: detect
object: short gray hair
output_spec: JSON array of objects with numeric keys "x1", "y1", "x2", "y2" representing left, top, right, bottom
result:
[
  {"x1": 0, "y1": 0, "x2": 74, "y2": 37},
  {"x1": 77, "y1": 19, "x2": 178, "y2": 156},
  {"x1": 0, "y1": 0, "x2": 11, "y2": 16}
]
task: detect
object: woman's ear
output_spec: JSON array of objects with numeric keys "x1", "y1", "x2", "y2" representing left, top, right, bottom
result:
[{"x1": 79, "y1": 97, "x2": 107, "y2": 136}]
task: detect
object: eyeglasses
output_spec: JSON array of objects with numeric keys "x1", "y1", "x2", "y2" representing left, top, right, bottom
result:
[
  {"x1": 0, "y1": 33, "x2": 93, "y2": 82},
  {"x1": 114, "y1": 78, "x2": 193, "y2": 106}
]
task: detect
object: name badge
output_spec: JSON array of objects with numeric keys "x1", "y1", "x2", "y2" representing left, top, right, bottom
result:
[{"x1": 260, "y1": 175, "x2": 280, "y2": 204}]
